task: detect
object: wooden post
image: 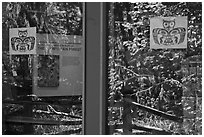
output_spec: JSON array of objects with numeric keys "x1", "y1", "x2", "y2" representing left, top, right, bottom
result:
[
  {"x1": 23, "y1": 55, "x2": 34, "y2": 134},
  {"x1": 2, "y1": 106, "x2": 7, "y2": 134},
  {"x1": 23, "y1": 101, "x2": 33, "y2": 134},
  {"x1": 122, "y1": 101, "x2": 132, "y2": 134}
]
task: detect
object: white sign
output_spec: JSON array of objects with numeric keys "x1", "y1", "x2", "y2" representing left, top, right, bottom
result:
[
  {"x1": 36, "y1": 34, "x2": 82, "y2": 56},
  {"x1": 9, "y1": 27, "x2": 36, "y2": 54},
  {"x1": 33, "y1": 34, "x2": 83, "y2": 96},
  {"x1": 150, "y1": 16, "x2": 187, "y2": 49}
]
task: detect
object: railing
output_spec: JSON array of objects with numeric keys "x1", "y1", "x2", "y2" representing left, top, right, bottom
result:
[
  {"x1": 109, "y1": 98, "x2": 183, "y2": 135},
  {"x1": 3, "y1": 99, "x2": 82, "y2": 135}
]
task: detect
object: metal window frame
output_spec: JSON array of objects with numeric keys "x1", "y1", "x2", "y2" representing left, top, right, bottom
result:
[{"x1": 83, "y1": 2, "x2": 107, "y2": 135}]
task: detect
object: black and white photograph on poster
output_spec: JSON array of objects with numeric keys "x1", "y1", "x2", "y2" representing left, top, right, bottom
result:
[
  {"x1": 1, "y1": 1, "x2": 202, "y2": 135},
  {"x1": 37, "y1": 55, "x2": 60, "y2": 87}
]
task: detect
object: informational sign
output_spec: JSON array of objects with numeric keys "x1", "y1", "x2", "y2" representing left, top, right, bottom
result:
[
  {"x1": 33, "y1": 34, "x2": 83, "y2": 96},
  {"x1": 36, "y1": 34, "x2": 82, "y2": 56},
  {"x1": 150, "y1": 16, "x2": 187, "y2": 49},
  {"x1": 9, "y1": 27, "x2": 36, "y2": 54}
]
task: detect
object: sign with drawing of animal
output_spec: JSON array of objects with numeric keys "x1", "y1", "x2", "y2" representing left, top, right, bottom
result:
[
  {"x1": 150, "y1": 16, "x2": 187, "y2": 49},
  {"x1": 9, "y1": 27, "x2": 36, "y2": 54}
]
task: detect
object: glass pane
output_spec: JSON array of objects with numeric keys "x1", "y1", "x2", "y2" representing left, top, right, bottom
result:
[
  {"x1": 107, "y1": 2, "x2": 202, "y2": 135},
  {"x1": 2, "y1": 2, "x2": 84, "y2": 135},
  {"x1": 38, "y1": 55, "x2": 60, "y2": 87}
]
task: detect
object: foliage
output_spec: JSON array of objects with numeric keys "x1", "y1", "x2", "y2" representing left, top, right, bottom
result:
[
  {"x1": 2, "y1": 2, "x2": 82, "y2": 34},
  {"x1": 2, "y1": 2, "x2": 83, "y2": 135},
  {"x1": 108, "y1": 2, "x2": 202, "y2": 135},
  {"x1": 2, "y1": 2, "x2": 83, "y2": 98}
]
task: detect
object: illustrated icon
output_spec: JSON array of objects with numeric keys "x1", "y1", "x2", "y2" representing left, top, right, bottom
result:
[
  {"x1": 11, "y1": 30, "x2": 35, "y2": 52},
  {"x1": 152, "y1": 19, "x2": 186, "y2": 46}
]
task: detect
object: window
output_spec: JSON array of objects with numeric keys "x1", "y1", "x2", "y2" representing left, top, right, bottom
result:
[
  {"x1": 2, "y1": 2, "x2": 202, "y2": 135},
  {"x1": 2, "y1": 2, "x2": 84, "y2": 135},
  {"x1": 106, "y1": 2, "x2": 202, "y2": 135}
]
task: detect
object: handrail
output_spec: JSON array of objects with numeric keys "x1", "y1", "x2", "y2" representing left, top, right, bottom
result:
[
  {"x1": 109, "y1": 124, "x2": 172, "y2": 135},
  {"x1": 3, "y1": 100, "x2": 82, "y2": 106},
  {"x1": 5, "y1": 116, "x2": 82, "y2": 125},
  {"x1": 123, "y1": 98, "x2": 183, "y2": 123}
]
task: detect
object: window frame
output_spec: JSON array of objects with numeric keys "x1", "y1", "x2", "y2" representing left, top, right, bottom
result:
[{"x1": 84, "y1": 2, "x2": 108, "y2": 135}]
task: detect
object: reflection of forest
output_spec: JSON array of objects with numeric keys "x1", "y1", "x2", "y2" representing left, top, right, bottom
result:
[
  {"x1": 38, "y1": 55, "x2": 60, "y2": 87},
  {"x1": 2, "y1": 2, "x2": 84, "y2": 97},
  {"x1": 3, "y1": 2, "x2": 83, "y2": 35},
  {"x1": 2, "y1": 2, "x2": 84, "y2": 134}
]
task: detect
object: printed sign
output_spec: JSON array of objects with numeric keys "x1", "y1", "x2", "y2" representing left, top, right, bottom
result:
[
  {"x1": 9, "y1": 27, "x2": 36, "y2": 54},
  {"x1": 150, "y1": 16, "x2": 187, "y2": 49},
  {"x1": 33, "y1": 34, "x2": 83, "y2": 96},
  {"x1": 36, "y1": 34, "x2": 82, "y2": 56}
]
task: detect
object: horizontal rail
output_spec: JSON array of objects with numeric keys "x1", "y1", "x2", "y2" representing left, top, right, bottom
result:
[
  {"x1": 109, "y1": 124, "x2": 172, "y2": 135},
  {"x1": 3, "y1": 100, "x2": 50, "y2": 105},
  {"x1": 124, "y1": 98, "x2": 183, "y2": 123},
  {"x1": 3, "y1": 100, "x2": 82, "y2": 106},
  {"x1": 5, "y1": 116, "x2": 82, "y2": 125},
  {"x1": 56, "y1": 128, "x2": 82, "y2": 135},
  {"x1": 132, "y1": 124, "x2": 172, "y2": 135}
]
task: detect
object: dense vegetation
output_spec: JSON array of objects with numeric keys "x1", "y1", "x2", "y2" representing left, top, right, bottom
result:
[
  {"x1": 1, "y1": 2, "x2": 202, "y2": 135},
  {"x1": 2, "y1": 2, "x2": 83, "y2": 135},
  {"x1": 2, "y1": 2, "x2": 83, "y2": 97},
  {"x1": 107, "y1": 2, "x2": 202, "y2": 135}
]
